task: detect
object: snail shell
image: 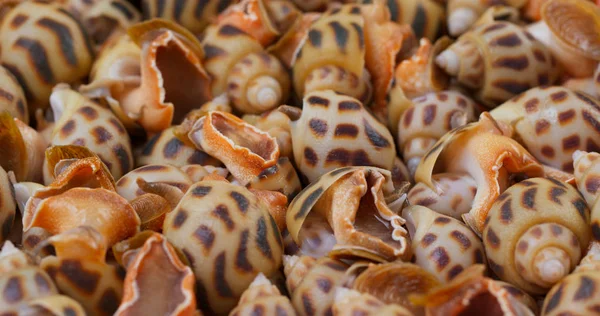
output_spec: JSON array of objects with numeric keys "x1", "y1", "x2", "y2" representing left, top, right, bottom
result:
[
  {"x1": 491, "y1": 86, "x2": 600, "y2": 172},
  {"x1": 247, "y1": 157, "x2": 302, "y2": 201},
  {"x1": 141, "y1": 0, "x2": 236, "y2": 35},
  {"x1": 0, "y1": 263, "x2": 60, "y2": 314},
  {"x1": 287, "y1": 167, "x2": 410, "y2": 261},
  {"x1": 163, "y1": 180, "x2": 283, "y2": 314},
  {"x1": 188, "y1": 111, "x2": 280, "y2": 186},
  {"x1": 483, "y1": 177, "x2": 591, "y2": 294},
  {"x1": 0, "y1": 1, "x2": 94, "y2": 112},
  {"x1": 292, "y1": 5, "x2": 371, "y2": 102},
  {"x1": 79, "y1": 0, "x2": 141, "y2": 47},
  {"x1": 115, "y1": 232, "x2": 196, "y2": 316},
  {"x1": 574, "y1": 151, "x2": 600, "y2": 208},
  {"x1": 267, "y1": 12, "x2": 321, "y2": 68},
  {"x1": 136, "y1": 126, "x2": 221, "y2": 168},
  {"x1": 542, "y1": 269, "x2": 600, "y2": 316},
  {"x1": 351, "y1": 262, "x2": 441, "y2": 315},
  {"x1": 436, "y1": 21, "x2": 559, "y2": 107},
  {"x1": 0, "y1": 112, "x2": 46, "y2": 183},
  {"x1": 332, "y1": 288, "x2": 413, "y2": 316},
  {"x1": 0, "y1": 65, "x2": 28, "y2": 123},
  {"x1": 283, "y1": 255, "x2": 348, "y2": 316},
  {"x1": 0, "y1": 166, "x2": 16, "y2": 244},
  {"x1": 281, "y1": 90, "x2": 395, "y2": 183},
  {"x1": 408, "y1": 173, "x2": 477, "y2": 220},
  {"x1": 370, "y1": 0, "x2": 444, "y2": 41},
  {"x1": 398, "y1": 91, "x2": 477, "y2": 175},
  {"x1": 229, "y1": 273, "x2": 295, "y2": 316},
  {"x1": 49, "y1": 86, "x2": 133, "y2": 181},
  {"x1": 403, "y1": 205, "x2": 487, "y2": 283},
  {"x1": 243, "y1": 109, "x2": 293, "y2": 158},
  {"x1": 115, "y1": 164, "x2": 193, "y2": 202},
  {"x1": 17, "y1": 295, "x2": 86, "y2": 316},
  {"x1": 447, "y1": 0, "x2": 527, "y2": 36},
  {"x1": 202, "y1": 23, "x2": 290, "y2": 114}
]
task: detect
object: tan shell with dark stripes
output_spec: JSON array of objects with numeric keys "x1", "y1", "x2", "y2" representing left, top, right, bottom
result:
[
  {"x1": 0, "y1": 1, "x2": 94, "y2": 112},
  {"x1": 142, "y1": 0, "x2": 236, "y2": 34},
  {"x1": 542, "y1": 270, "x2": 600, "y2": 316},
  {"x1": 0, "y1": 65, "x2": 28, "y2": 124},
  {"x1": 483, "y1": 177, "x2": 591, "y2": 295},
  {"x1": 286, "y1": 90, "x2": 395, "y2": 182},
  {"x1": 491, "y1": 86, "x2": 600, "y2": 172},
  {"x1": 163, "y1": 180, "x2": 283, "y2": 314}
]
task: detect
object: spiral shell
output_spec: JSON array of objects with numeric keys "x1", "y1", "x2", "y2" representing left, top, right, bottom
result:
[
  {"x1": 408, "y1": 173, "x2": 477, "y2": 220},
  {"x1": 436, "y1": 21, "x2": 559, "y2": 107},
  {"x1": 372, "y1": 0, "x2": 444, "y2": 40},
  {"x1": 202, "y1": 23, "x2": 290, "y2": 114},
  {"x1": 292, "y1": 5, "x2": 371, "y2": 102},
  {"x1": 483, "y1": 177, "x2": 591, "y2": 294},
  {"x1": 332, "y1": 288, "x2": 413, "y2": 316},
  {"x1": 141, "y1": 0, "x2": 236, "y2": 34},
  {"x1": 0, "y1": 1, "x2": 94, "y2": 112},
  {"x1": 0, "y1": 262, "x2": 59, "y2": 313},
  {"x1": 403, "y1": 205, "x2": 486, "y2": 283},
  {"x1": 283, "y1": 255, "x2": 348, "y2": 316},
  {"x1": 229, "y1": 273, "x2": 295, "y2": 316},
  {"x1": 574, "y1": 151, "x2": 600, "y2": 208},
  {"x1": 163, "y1": 180, "x2": 283, "y2": 314},
  {"x1": 0, "y1": 112, "x2": 46, "y2": 183},
  {"x1": 116, "y1": 164, "x2": 192, "y2": 202},
  {"x1": 447, "y1": 0, "x2": 527, "y2": 36},
  {"x1": 247, "y1": 157, "x2": 302, "y2": 201},
  {"x1": 398, "y1": 91, "x2": 477, "y2": 175},
  {"x1": 49, "y1": 86, "x2": 133, "y2": 181},
  {"x1": 0, "y1": 65, "x2": 28, "y2": 123},
  {"x1": 491, "y1": 86, "x2": 600, "y2": 172},
  {"x1": 79, "y1": 0, "x2": 141, "y2": 47},
  {"x1": 281, "y1": 90, "x2": 395, "y2": 182}
]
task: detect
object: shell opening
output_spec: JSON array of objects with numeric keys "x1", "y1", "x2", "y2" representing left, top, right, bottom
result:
[
  {"x1": 460, "y1": 291, "x2": 505, "y2": 316},
  {"x1": 448, "y1": 8, "x2": 477, "y2": 36},
  {"x1": 211, "y1": 113, "x2": 277, "y2": 160},
  {"x1": 247, "y1": 76, "x2": 283, "y2": 111}
]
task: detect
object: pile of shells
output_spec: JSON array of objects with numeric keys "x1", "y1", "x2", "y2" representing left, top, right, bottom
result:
[{"x1": 1, "y1": 0, "x2": 600, "y2": 315}]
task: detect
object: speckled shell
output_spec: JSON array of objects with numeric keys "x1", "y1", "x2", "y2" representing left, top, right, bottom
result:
[
  {"x1": 0, "y1": 65, "x2": 28, "y2": 123},
  {"x1": 408, "y1": 173, "x2": 477, "y2": 219},
  {"x1": 116, "y1": 164, "x2": 192, "y2": 202},
  {"x1": 437, "y1": 21, "x2": 559, "y2": 107},
  {"x1": 332, "y1": 288, "x2": 413, "y2": 316},
  {"x1": 0, "y1": 167, "x2": 16, "y2": 244},
  {"x1": 483, "y1": 178, "x2": 591, "y2": 295},
  {"x1": 369, "y1": 0, "x2": 445, "y2": 40},
  {"x1": 292, "y1": 5, "x2": 369, "y2": 101},
  {"x1": 491, "y1": 86, "x2": 600, "y2": 172},
  {"x1": 229, "y1": 273, "x2": 295, "y2": 316},
  {"x1": 574, "y1": 151, "x2": 600, "y2": 208},
  {"x1": 398, "y1": 91, "x2": 477, "y2": 174},
  {"x1": 115, "y1": 232, "x2": 196, "y2": 316},
  {"x1": 0, "y1": 266, "x2": 59, "y2": 313},
  {"x1": 0, "y1": 1, "x2": 94, "y2": 112},
  {"x1": 403, "y1": 205, "x2": 486, "y2": 283},
  {"x1": 285, "y1": 90, "x2": 395, "y2": 182},
  {"x1": 141, "y1": 0, "x2": 236, "y2": 34},
  {"x1": 542, "y1": 270, "x2": 600, "y2": 316},
  {"x1": 136, "y1": 127, "x2": 221, "y2": 168},
  {"x1": 163, "y1": 180, "x2": 283, "y2": 314},
  {"x1": 283, "y1": 255, "x2": 348, "y2": 316},
  {"x1": 49, "y1": 86, "x2": 133, "y2": 181}
]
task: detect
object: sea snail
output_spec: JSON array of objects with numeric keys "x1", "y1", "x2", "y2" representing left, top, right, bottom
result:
[
  {"x1": 279, "y1": 90, "x2": 396, "y2": 183},
  {"x1": 483, "y1": 177, "x2": 591, "y2": 295},
  {"x1": 201, "y1": 22, "x2": 291, "y2": 114},
  {"x1": 0, "y1": 65, "x2": 28, "y2": 124},
  {"x1": 447, "y1": 0, "x2": 527, "y2": 36},
  {"x1": 436, "y1": 21, "x2": 560, "y2": 107}
]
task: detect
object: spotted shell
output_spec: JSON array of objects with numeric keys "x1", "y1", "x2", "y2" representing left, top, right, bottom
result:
[
  {"x1": 0, "y1": 265, "x2": 59, "y2": 314},
  {"x1": 292, "y1": 5, "x2": 370, "y2": 102},
  {"x1": 0, "y1": 65, "x2": 28, "y2": 124},
  {"x1": 542, "y1": 269, "x2": 600, "y2": 316},
  {"x1": 17, "y1": 295, "x2": 87, "y2": 316},
  {"x1": 436, "y1": 21, "x2": 559, "y2": 107},
  {"x1": 136, "y1": 126, "x2": 221, "y2": 168},
  {"x1": 332, "y1": 288, "x2": 413, "y2": 316},
  {"x1": 141, "y1": 0, "x2": 236, "y2": 34},
  {"x1": 282, "y1": 90, "x2": 396, "y2": 182},
  {"x1": 163, "y1": 180, "x2": 283, "y2": 314},
  {"x1": 398, "y1": 90, "x2": 477, "y2": 174},
  {"x1": 403, "y1": 205, "x2": 486, "y2": 283},
  {"x1": 573, "y1": 151, "x2": 600, "y2": 234},
  {"x1": 491, "y1": 86, "x2": 600, "y2": 172},
  {"x1": 49, "y1": 86, "x2": 133, "y2": 181},
  {"x1": 447, "y1": 0, "x2": 527, "y2": 36},
  {"x1": 408, "y1": 173, "x2": 477, "y2": 219},
  {"x1": 0, "y1": 1, "x2": 94, "y2": 112},
  {"x1": 116, "y1": 164, "x2": 192, "y2": 201},
  {"x1": 78, "y1": 0, "x2": 141, "y2": 47},
  {"x1": 370, "y1": 0, "x2": 445, "y2": 41},
  {"x1": 0, "y1": 166, "x2": 16, "y2": 244},
  {"x1": 483, "y1": 178, "x2": 591, "y2": 295},
  {"x1": 247, "y1": 157, "x2": 302, "y2": 201},
  {"x1": 229, "y1": 273, "x2": 295, "y2": 316},
  {"x1": 283, "y1": 255, "x2": 349, "y2": 316}
]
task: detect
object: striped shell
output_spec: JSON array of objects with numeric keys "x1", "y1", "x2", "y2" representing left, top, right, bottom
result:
[
  {"x1": 408, "y1": 173, "x2": 477, "y2": 219},
  {"x1": 78, "y1": 0, "x2": 141, "y2": 47},
  {"x1": 283, "y1": 90, "x2": 395, "y2": 182},
  {"x1": 0, "y1": 1, "x2": 94, "y2": 112},
  {"x1": 136, "y1": 126, "x2": 221, "y2": 168},
  {"x1": 398, "y1": 91, "x2": 477, "y2": 175},
  {"x1": 364, "y1": 0, "x2": 444, "y2": 40},
  {"x1": 49, "y1": 86, "x2": 133, "y2": 181},
  {"x1": 292, "y1": 5, "x2": 370, "y2": 102},
  {"x1": 141, "y1": 0, "x2": 236, "y2": 34},
  {"x1": 436, "y1": 21, "x2": 559, "y2": 107},
  {"x1": 483, "y1": 178, "x2": 591, "y2": 295},
  {"x1": 491, "y1": 86, "x2": 600, "y2": 172},
  {"x1": 542, "y1": 269, "x2": 600, "y2": 316},
  {"x1": 403, "y1": 205, "x2": 486, "y2": 283},
  {"x1": 0, "y1": 166, "x2": 16, "y2": 244},
  {"x1": 447, "y1": 0, "x2": 527, "y2": 36},
  {"x1": 0, "y1": 65, "x2": 28, "y2": 124},
  {"x1": 163, "y1": 180, "x2": 283, "y2": 314},
  {"x1": 115, "y1": 164, "x2": 192, "y2": 201}
]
